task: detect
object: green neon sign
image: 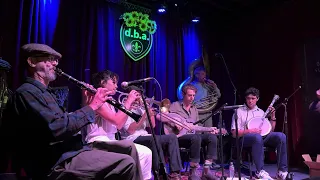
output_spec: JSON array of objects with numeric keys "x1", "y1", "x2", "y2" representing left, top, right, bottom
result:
[{"x1": 120, "y1": 11, "x2": 157, "y2": 61}]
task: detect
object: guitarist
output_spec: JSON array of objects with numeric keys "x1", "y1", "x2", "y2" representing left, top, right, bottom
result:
[
  {"x1": 163, "y1": 84, "x2": 219, "y2": 180},
  {"x1": 231, "y1": 87, "x2": 288, "y2": 180}
]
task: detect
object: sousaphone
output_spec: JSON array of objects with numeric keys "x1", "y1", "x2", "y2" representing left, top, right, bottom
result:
[{"x1": 176, "y1": 47, "x2": 220, "y2": 114}]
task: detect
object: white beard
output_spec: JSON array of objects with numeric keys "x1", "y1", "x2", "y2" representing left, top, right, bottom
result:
[{"x1": 46, "y1": 71, "x2": 57, "y2": 82}]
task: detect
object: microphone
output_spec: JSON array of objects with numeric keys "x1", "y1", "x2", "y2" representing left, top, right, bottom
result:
[
  {"x1": 121, "y1": 77, "x2": 154, "y2": 89},
  {"x1": 193, "y1": 102, "x2": 231, "y2": 125},
  {"x1": 222, "y1": 105, "x2": 245, "y2": 110},
  {"x1": 213, "y1": 103, "x2": 228, "y2": 115}
]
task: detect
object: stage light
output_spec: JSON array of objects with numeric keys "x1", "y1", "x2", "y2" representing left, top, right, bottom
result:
[
  {"x1": 192, "y1": 17, "x2": 200, "y2": 23},
  {"x1": 158, "y1": 4, "x2": 166, "y2": 13}
]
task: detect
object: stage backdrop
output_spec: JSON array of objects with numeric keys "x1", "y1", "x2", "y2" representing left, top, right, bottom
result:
[{"x1": 0, "y1": 0, "x2": 201, "y2": 114}]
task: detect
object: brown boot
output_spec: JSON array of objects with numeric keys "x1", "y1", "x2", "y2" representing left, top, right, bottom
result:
[
  {"x1": 201, "y1": 171, "x2": 218, "y2": 180},
  {"x1": 201, "y1": 163, "x2": 218, "y2": 180},
  {"x1": 168, "y1": 172, "x2": 182, "y2": 180},
  {"x1": 188, "y1": 167, "x2": 201, "y2": 180}
]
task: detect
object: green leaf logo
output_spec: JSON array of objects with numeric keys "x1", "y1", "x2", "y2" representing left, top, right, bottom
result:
[
  {"x1": 120, "y1": 11, "x2": 156, "y2": 61},
  {"x1": 120, "y1": 24, "x2": 153, "y2": 61}
]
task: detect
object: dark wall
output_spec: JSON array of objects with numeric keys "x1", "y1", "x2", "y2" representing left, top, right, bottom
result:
[{"x1": 198, "y1": 0, "x2": 320, "y2": 166}]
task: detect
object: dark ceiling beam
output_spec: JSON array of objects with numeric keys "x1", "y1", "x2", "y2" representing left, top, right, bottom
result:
[
  {"x1": 106, "y1": 0, "x2": 152, "y2": 14},
  {"x1": 196, "y1": 0, "x2": 233, "y2": 12}
]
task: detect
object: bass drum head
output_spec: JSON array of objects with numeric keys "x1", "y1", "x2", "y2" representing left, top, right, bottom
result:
[{"x1": 247, "y1": 117, "x2": 272, "y2": 136}]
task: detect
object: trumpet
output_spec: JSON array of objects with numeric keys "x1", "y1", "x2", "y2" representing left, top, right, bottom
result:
[
  {"x1": 115, "y1": 90, "x2": 155, "y2": 109},
  {"x1": 116, "y1": 90, "x2": 139, "y2": 108}
]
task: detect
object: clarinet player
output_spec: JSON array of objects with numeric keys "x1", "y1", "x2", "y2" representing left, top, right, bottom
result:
[{"x1": 0, "y1": 43, "x2": 137, "y2": 180}]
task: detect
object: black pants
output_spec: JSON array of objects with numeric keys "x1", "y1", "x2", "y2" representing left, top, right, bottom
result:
[
  {"x1": 134, "y1": 134, "x2": 182, "y2": 173},
  {"x1": 178, "y1": 133, "x2": 218, "y2": 163}
]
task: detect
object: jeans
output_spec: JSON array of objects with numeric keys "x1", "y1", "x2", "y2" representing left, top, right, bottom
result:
[{"x1": 239, "y1": 132, "x2": 287, "y2": 172}]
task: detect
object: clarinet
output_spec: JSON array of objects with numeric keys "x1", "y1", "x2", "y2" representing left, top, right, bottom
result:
[{"x1": 55, "y1": 68, "x2": 141, "y2": 122}]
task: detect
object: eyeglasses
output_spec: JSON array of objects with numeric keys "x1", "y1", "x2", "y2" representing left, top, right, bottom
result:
[
  {"x1": 31, "y1": 56, "x2": 59, "y2": 63},
  {"x1": 46, "y1": 56, "x2": 59, "y2": 63}
]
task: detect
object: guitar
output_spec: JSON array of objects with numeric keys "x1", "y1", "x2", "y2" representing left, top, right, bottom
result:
[{"x1": 162, "y1": 113, "x2": 220, "y2": 137}]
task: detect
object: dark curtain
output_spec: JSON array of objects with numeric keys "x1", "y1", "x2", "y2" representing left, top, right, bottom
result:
[
  {"x1": 0, "y1": 0, "x2": 203, "y2": 173},
  {"x1": 198, "y1": 1, "x2": 320, "y2": 167},
  {"x1": 0, "y1": 0, "x2": 201, "y2": 112}
]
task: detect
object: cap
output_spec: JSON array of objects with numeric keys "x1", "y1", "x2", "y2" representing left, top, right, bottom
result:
[{"x1": 21, "y1": 43, "x2": 62, "y2": 59}]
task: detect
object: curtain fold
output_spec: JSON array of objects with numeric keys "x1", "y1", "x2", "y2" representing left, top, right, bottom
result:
[{"x1": 0, "y1": 0, "x2": 201, "y2": 111}]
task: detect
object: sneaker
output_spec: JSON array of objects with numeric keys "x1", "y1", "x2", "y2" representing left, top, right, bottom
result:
[
  {"x1": 255, "y1": 170, "x2": 273, "y2": 180},
  {"x1": 210, "y1": 162, "x2": 221, "y2": 170},
  {"x1": 276, "y1": 171, "x2": 288, "y2": 180}
]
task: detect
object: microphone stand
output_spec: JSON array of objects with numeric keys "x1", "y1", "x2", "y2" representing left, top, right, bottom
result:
[
  {"x1": 193, "y1": 103, "x2": 229, "y2": 180},
  {"x1": 138, "y1": 85, "x2": 168, "y2": 180},
  {"x1": 216, "y1": 103, "x2": 228, "y2": 180},
  {"x1": 282, "y1": 98, "x2": 294, "y2": 180},
  {"x1": 278, "y1": 86, "x2": 301, "y2": 180},
  {"x1": 216, "y1": 53, "x2": 241, "y2": 178},
  {"x1": 263, "y1": 86, "x2": 301, "y2": 180},
  {"x1": 234, "y1": 109, "x2": 242, "y2": 180}
]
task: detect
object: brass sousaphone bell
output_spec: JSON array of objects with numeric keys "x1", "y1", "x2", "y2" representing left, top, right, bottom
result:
[{"x1": 176, "y1": 47, "x2": 220, "y2": 114}]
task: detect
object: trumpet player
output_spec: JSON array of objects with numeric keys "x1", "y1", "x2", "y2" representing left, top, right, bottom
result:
[
  {"x1": 81, "y1": 70, "x2": 153, "y2": 180},
  {"x1": 119, "y1": 86, "x2": 183, "y2": 180},
  {"x1": 163, "y1": 84, "x2": 219, "y2": 180}
]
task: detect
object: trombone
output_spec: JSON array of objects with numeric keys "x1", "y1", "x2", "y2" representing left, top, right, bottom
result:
[{"x1": 115, "y1": 90, "x2": 192, "y2": 131}]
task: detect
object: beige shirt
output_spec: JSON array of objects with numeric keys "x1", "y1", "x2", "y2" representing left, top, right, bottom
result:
[{"x1": 169, "y1": 101, "x2": 199, "y2": 123}]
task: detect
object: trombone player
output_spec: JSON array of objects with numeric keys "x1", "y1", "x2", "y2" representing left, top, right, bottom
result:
[{"x1": 119, "y1": 86, "x2": 183, "y2": 180}]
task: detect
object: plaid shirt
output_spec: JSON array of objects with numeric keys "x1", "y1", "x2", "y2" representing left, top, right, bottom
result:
[{"x1": 6, "y1": 77, "x2": 95, "y2": 177}]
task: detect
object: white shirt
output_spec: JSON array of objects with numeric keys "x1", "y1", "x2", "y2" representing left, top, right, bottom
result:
[
  {"x1": 82, "y1": 103, "x2": 118, "y2": 143},
  {"x1": 121, "y1": 108, "x2": 149, "y2": 141},
  {"x1": 231, "y1": 105, "x2": 264, "y2": 130}
]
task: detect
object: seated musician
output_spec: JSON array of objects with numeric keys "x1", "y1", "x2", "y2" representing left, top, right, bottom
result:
[
  {"x1": 231, "y1": 87, "x2": 287, "y2": 179},
  {"x1": 81, "y1": 70, "x2": 153, "y2": 180},
  {"x1": 159, "y1": 84, "x2": 219, "y2": 180},
  {"x1": 1, "y1": 44, "x2": 137, "y2": 180},
  {"x1": 120, "y1": 86, "x2": 183, "y2": 180}
]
